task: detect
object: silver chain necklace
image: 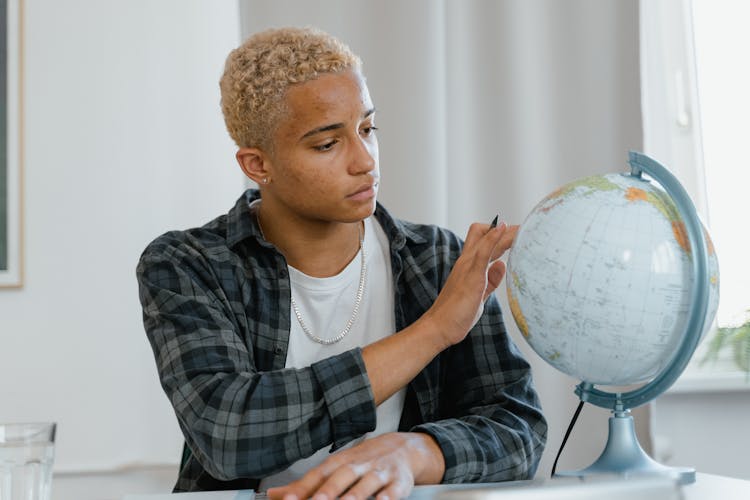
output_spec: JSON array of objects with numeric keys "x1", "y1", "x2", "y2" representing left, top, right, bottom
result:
[
  {"x1": 291, "y1": 227, "x2": 366, "y2": 345},
  {"x1": 256, "y1": 209, "x2": 367, "y2": 345}
]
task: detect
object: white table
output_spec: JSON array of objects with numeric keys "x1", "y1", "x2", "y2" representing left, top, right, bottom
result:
[{"x1": 122, "y1": 473, "x2": 750, "y2": 500}]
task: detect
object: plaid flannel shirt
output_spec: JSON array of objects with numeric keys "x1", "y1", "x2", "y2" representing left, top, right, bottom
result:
[{"x1": 136, "y1": 189, "x2": 547, "y2": 492}]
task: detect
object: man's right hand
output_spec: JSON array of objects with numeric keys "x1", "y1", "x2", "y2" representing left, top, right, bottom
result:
[{"x1": 425, "y1": 221, "x2": 518, "y2": 349}]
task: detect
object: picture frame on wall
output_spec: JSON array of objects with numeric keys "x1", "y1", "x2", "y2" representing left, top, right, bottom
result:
[{"x1": 1, "y1": 0, "x2": 23, "y2": 288}]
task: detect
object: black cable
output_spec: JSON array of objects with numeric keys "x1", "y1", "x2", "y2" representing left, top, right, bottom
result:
[{"x1": 551, "y1": 399, "x2": 585, "y2": 478}]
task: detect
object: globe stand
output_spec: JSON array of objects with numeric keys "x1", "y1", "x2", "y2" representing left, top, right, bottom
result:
[{"x1": 555, "y1": 408, "x2": 695, "y2": 485}]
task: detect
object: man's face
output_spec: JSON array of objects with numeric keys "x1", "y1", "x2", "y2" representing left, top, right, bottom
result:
[{"x1": 263, "y1": 69, "x2": 380, "y2": 224}]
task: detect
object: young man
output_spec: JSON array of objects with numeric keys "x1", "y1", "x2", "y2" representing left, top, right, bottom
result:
[{"x1": 137, "y1": 27, "x2": 547, "y2": 500}]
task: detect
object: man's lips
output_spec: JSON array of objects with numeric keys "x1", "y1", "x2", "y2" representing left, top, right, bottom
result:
[{"x1": 347, "y1": 183, "x2": 378, "y2": 200}]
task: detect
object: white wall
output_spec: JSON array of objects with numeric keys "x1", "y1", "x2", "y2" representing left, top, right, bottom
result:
[
  {"x1": 0, "y1": 1, "x2": 243, "y2": 498},
  {"x1": 654, "y1": 388, "x2": 750, "y2": 480}
]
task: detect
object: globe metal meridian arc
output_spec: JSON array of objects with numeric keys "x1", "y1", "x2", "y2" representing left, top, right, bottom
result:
[{"x1": 559, "y1": 152, "x2": 710, "y2": 411}]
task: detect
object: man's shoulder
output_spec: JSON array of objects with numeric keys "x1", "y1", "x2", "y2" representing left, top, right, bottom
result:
[
  {"x1": 137, "y1": 212, "x2": 234, "y2": 275},
  {"x1": 143, "y1": 214, "x2": 228, "y2": 254}
]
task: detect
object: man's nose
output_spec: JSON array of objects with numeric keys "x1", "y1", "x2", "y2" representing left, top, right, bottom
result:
[{"x1": 349, "y1": 136, "x2": 377, "y2": 175}]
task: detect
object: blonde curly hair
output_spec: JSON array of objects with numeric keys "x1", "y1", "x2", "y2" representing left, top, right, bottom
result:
[{"x1": 220, "y1": 26, "x2": 362, "y2": 150}]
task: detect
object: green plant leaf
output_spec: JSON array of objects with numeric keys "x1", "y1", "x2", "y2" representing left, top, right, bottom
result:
[
  {"x1": 701, "y1": 326, "x2": 734, "y2": 365},
  {"x1": 702, "y1": 318, "x2": 750, "y2": 376},
  {"x1": 730, "y1": 325, "x2": 750, "y2": 374}
]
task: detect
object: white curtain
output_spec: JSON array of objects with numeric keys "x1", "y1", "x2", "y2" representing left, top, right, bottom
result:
[{"x1": 241, "y1": 0, "x2": 645, "y2": 476}]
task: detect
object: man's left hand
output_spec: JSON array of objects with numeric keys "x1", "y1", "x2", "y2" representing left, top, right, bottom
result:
[{"x1": 266, "y1": 432, "x2": 445, "y2": 500}]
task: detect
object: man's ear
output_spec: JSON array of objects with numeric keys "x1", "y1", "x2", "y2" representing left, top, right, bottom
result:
[{"x1": 236, "y1": 147, "x2": 272, "y2": 186}]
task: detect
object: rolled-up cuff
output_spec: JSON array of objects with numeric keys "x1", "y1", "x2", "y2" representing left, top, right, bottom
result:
[
  {"x1": 311, "y1": 347, "x2": 377, "y2": 450},
  {"x1": 411, "y1": 420, "x2": 482, "y2": 483}
]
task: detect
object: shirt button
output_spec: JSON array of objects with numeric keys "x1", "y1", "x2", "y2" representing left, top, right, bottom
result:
[
  {"x1": 274, "y1": 345, "x2": 284, "y2": 355},
  {"x1": 278, "y1": 268, "x2": 288, "y2": 278}
]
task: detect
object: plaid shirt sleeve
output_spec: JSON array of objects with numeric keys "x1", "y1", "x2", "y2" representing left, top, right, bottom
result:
[
  {"x1": 392, "y1": 220, "x2": 547, "y2": 483},
  {"x1": 411, "y1": 297, "x2": 547, "y2": 483},
  {"x1": 136, "y1": 231, "x2": 377, "y2": 482}
]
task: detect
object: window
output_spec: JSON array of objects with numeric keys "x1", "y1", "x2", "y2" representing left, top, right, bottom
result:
[
  {"x1": 692, "y1": 0, "x2": 750, "y2": 331},
  {"x1": 641, "y1": 0, "x2": 750, "y2": 389}
]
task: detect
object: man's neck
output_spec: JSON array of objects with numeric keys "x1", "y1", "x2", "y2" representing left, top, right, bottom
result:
[{"x1": 257, "y1": 202, "x2": 363, "y2": 278}]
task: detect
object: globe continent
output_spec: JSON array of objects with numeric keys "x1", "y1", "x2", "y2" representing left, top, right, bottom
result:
[{"x1": 506, "y1": 173, "x2": 719, "y2": 386}]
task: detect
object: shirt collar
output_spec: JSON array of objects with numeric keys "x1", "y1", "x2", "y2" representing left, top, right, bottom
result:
[{"x1": 226, "y1": 189, "x2": 266, "y2": 249}]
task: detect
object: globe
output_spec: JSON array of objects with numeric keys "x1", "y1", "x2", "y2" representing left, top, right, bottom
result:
[{"x1": 505, "y1": 152, "x2": 719, "y2": 482}]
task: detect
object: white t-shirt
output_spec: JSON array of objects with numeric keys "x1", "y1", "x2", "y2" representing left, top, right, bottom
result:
[{"x1": 259, "y1": 217, "x2": 406, "y2": 490}]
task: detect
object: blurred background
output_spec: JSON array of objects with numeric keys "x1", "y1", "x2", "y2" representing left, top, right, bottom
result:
[{"x1": 1, "y1": 1, "x2": 747, "y2": 499}]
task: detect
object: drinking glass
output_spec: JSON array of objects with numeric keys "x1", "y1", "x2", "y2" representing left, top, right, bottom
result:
[{"x1": 0, "y1": 422, "x2": 56, "y2": 500}]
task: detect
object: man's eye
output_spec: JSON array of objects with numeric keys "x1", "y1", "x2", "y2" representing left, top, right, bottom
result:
[
  {"x1": 361, "y1": 126, "x2": 379, "y2": 136},
  {"x1": 314, "y1": 140, "x2": 337, "y2": 152}
]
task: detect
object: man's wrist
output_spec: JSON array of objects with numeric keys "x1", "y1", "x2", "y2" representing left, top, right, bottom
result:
[
  {"x1": 405, "y1": 432, "x2": 446, "y2": 485},
  {"x1": 417, "y1": 309, "x2": 458, "y2": 353}
]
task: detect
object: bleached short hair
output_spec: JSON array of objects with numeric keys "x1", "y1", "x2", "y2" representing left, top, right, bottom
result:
[{"x1": 220, "y1": 26, "x2": 362, "y2": 150}]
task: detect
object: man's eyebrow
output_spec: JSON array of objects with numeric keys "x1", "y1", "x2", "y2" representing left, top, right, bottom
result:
[
  {"x1": 299, "y1": 108, "x2": 377, "y2": 141},
  {"x1": 300, "y1": 122, "x2": 344, "y2": 140}
]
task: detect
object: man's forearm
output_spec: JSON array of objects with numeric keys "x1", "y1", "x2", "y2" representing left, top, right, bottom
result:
[{"x1": 361, "y1": 312, "x2": 448, "y2": 406}]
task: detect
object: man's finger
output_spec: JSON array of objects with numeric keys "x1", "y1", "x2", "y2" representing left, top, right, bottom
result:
[
  {"x1": 313, "y1": 462, "x2": 365, "y2": 499},
  {"x1": 375, "y1": 477, "x2": 411, "y2": 500},
  {"x1": 463, "y1": 222, "x2": 492, "y2": 248},
  {"x1": 266, "y1": 466, "x2": 327, "y2": 500},
  {"x1": 340, "y1": 467, "x2": 390, "y2": 500},
  {"x1": 483, "y1": 261, "x2": 507, "y2": 302},
  {"x1": 489, "y1": 224, "x2": 519, "y2": 262},
  {"x1": 472, "y1": 223, "x2": 507, "y2": 267}
]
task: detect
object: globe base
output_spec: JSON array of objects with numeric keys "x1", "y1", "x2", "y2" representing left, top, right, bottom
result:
[{"x1": 555, "y1": 411, "x2": 695, "y2": 485}]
